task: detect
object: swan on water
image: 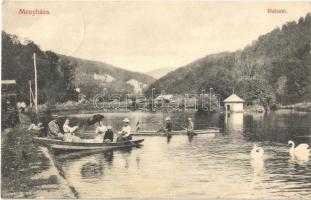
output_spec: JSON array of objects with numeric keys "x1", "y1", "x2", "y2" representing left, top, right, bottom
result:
[
  {"x1": 250, "y1": 144, "x2": 265, "y2": 176},
  {"x1": 251, "y1": 144, "x2": 264, "y2": 159},
  {"x1": 288, "y1": 140, "x2": 310, "y2": 161}
]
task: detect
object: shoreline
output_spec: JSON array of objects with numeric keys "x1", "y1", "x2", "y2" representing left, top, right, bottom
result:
[
  {"x1": 49, "y1": 105, "x2": 311, "y2": 115},
  {"x1": 1, "y1": 114, "x2": 77, "y2": 198},
  {"x1": 276, "y1": 102, "x2": 311, "y2": 112}
]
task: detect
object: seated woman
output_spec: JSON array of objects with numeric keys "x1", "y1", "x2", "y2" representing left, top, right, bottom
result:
[
  {"x1": 103, "y1": 125, "x2": 114, "y2": 142},
  {"x1": 28, "y1": 119, "x2": 44, "y2": 136},
  {"x1": 28, "y1": 120, "x2": 44, "y2": 132},
  {"x1": 93, "y1": 118, "x2": 107, "y2": 142},
  {"x1": 95, "y1": 118, "x2": 107, "y2": 135},
  {"x1": 63, "y1": 118, "x2": 79, "y2": 134},
  {"x1": 63, "y1": 118, "x2": 81, "y2": 142}
]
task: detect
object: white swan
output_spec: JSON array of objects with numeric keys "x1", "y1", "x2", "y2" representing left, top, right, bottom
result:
[
  {"x1": 288, "y1": 140, "x2": 310, "y2": 162},
  {"x1": 251, "y1": 144, "x2": 264, "y2": 159}
]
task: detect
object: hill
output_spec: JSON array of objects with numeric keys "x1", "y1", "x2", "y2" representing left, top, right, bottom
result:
[
  {"x1": 147, "y1": 13, "x2": 311, "y2": 106},
  {"x1": 146, "y1": 67, "x2": 178, "y2": 79},
  {"x1": 1, "y1": 31, "x2": 155, "y2": 104},
  {"x1": 59, "y1": 55, "x2": 155, "y2": 98}
]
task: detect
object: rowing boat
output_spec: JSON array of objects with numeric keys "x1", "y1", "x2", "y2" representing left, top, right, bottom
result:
[
  {"x1": 131, "y1": 128, "x2": 220, "y2": 136},
  {"x1": 50, "y1": 139, "x2": 143, "y2": 154},
  {"x1": 33, "y1": 136, "x2": 144, "y2": 149}
]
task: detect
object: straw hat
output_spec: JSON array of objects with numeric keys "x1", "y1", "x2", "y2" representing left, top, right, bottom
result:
[
  {"x1": 165, "y1": 117, "x2": 171, "y2": 121},
  {"x1": 123, "y1": 118, "x2": 130, "y2": 123}
]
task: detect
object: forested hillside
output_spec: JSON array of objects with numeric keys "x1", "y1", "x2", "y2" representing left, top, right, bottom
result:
[
  {"x1": 1, "y1": 31, "x2": 155, "y2": 104},
  {"x1": 2, "y1": 31, "x2": 77, "y2": 103},
  {"x1": 60, "y1": 55, "x2": 155, "y2": 98},
  {"x1": 147, "y1": 13, "x2": 311, "y2": 106}
]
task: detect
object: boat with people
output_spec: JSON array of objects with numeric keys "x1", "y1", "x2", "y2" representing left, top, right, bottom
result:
[
  {"x1": 132, "y1": 117, "x2": 220, "y2": 136},
  {"x1": 35, "y1": 114, "x2": 143, "y2": 153}
]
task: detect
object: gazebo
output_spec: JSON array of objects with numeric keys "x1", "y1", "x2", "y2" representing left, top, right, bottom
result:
[{"x1": 223, "y1": 93, "x2": 245, "y2": 112}]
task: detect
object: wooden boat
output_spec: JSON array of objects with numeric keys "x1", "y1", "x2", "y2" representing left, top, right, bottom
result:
[
  {"x1": 50, "y1": 140, "x2": 143, "y2": 154},
  {"x1": 33, "y1": 137, "x2": 144, "y2": 149},
  {"x1": 131, "y1": 128, "x2": 220, "y2": 136}
]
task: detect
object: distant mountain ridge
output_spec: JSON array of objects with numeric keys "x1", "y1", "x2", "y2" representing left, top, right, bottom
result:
[
  {"x1": 59, "y1": 55, "x2": 155, "y2": 97},
  {"x1": 146, "y1": 67, "x2": 178, "y2": 79},
  {"x1": 147, "y1": 13, "x2": 311, "y2": 105}
]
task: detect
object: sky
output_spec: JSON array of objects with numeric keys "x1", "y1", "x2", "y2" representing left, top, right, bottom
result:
[{"x1": 2, "y1": 1, "x2": 311, "y2": 72}]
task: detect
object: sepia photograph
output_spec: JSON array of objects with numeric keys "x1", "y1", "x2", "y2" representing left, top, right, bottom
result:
[{"x1": 1, "y1": 0, "x2": 311, "y2": 199}]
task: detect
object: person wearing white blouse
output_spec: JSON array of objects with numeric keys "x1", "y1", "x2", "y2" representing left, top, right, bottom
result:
[
  {"x1": 63, "y1": 118, "x2": 79, "y2": 134},
  {"x1": 62, "y1": 118, "x2": 81, "y2": 142},
  {"x1": 95, "y1": 119, "x2": 107, "y2": 135}
]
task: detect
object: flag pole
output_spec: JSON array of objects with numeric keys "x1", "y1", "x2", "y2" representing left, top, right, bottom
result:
[{"x1": 33, "y1": 53, "x2": 38, "y2": 115}]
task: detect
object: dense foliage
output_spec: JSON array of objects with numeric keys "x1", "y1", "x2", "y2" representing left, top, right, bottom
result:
[
  {"x1": 147, "y1": 13, "x2": 311, "y2": 106},
  {"x1": 2, "y1": 31, "x2": 78, "y2": 103},
  {"x1": 1, "y1": 31, "x2": 155, "y2": 104}
]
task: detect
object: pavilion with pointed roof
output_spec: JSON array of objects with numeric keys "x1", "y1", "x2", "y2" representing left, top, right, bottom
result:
[{"x1": 223, "y1": 93, "x2": 245, "y2": 112}]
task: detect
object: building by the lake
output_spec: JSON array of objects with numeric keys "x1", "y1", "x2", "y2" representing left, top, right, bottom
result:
[{"x1": 224, "y1": 93, "x2": 245, "y2": 112}]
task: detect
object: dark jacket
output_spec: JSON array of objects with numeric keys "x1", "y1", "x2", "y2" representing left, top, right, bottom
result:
[
  {"x1": 104, "y1": 130, "x2": 114, "y2": 141},
  {"x1": 165, "y1": 122, "x2": 172, "y2": 132}
]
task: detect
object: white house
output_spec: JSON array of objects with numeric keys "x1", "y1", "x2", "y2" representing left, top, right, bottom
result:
[
  {"x1": 223, "y1": 93, "x2": 245, "y2": 112},
  {"x1": 126, "y1": 79, "x2": 144, "y2": 94},
  {"x1": 94, "y1": 73, "x2": 115, "y2": 83},
  {"x1": 155, "y1": 94, "x2": 174, "y2": 103}
]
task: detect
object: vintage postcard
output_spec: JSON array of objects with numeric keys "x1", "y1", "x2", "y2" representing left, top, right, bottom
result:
[{"x1": 1, "y1": 0, "x2": 311, "y2": 199}]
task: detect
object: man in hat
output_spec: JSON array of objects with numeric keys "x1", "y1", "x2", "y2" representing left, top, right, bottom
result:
[
  {"x1": 104, "y1": 125, "x2": 114, "y2": 142},
  {"x1": 117, "y1": 118, "x2": 132, "y2": 141},
  {"x1": 163, "y1": 117, "x2": 172, "y2": 136},
  {"x1": 187, "y1": 117, "x2": 194, "y2": 134},
  {"x1": 48, "y1": 115, "x2": 63, "y2": 138}
]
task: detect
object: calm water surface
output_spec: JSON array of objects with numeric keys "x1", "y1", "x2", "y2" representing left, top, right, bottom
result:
[{"x1": 55, "y1": 111, "x2": 311, "y2": 199}]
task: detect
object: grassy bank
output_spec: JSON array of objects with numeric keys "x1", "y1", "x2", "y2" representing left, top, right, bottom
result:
[{"x1": 1, "y1": 114, "x2": 76, "y2": 198}]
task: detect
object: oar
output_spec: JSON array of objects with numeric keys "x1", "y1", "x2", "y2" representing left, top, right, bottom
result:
[
  {"x1": 175, "y1": 124, "x2": 187, "y2": 131},
  {"x1": 207, "y1": 127, "x2": 222, "y2": 130},
  {"x1": 157, "y1": 127, "x2": 164, "y2": 133},
  {"x1": 135, "y1": 121, "x2": 140, "y2": 132}
]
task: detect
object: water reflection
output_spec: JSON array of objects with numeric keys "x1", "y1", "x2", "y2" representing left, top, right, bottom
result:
[
  {"x1": 102, "y1": 150, "x2": 114, "y2": 166},
  {"x1": 251, "y1": 157, "x2": 265, "y2": 176},
  {"x1": 54, "y1": 111, "x2": 311, "y2": 199},
  {"x1": 81, "y1": 161, "x2": 103, "y2": 179},
  {"x1": 225, "y1": 112, "x2": 244, "y2": 131},
  {"x1": 187, "y1": 134, "x2": 194, "y2": 143},
  {"x1": 166, "y1": 135, "x2": 172, "y2": 143}
]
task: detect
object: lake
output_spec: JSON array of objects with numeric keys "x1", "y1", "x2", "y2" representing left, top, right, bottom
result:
[{"x1": 54, "y1": 110, "x2": 311, "y2": 199}]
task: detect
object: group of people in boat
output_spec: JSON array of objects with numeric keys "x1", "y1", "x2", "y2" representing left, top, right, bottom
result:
[
  {"x1": 94, "y1": 117, "x2": 132, "y2": 142},
  {"x1": 163, "y1": 116, "x2": 194, "y2": 135},
  {"x1": 29, "y1": 114, "x2": 134, "y2": 143}
]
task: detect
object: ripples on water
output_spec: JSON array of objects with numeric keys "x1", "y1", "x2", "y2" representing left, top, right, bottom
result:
[{"x1": 54, "y1": 111, "x2": 311, "y2": 199}]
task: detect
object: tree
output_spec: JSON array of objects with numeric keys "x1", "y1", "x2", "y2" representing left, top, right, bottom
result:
[{"x1": 236, "y1": 78, "x2": 276, "y2": 107}]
